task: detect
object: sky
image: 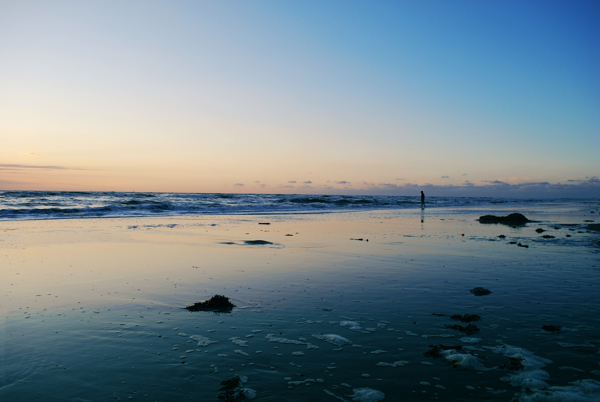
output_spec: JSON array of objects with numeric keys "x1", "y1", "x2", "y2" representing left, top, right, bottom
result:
[{"x1": 1, "y1": 0, "x2": 599, "y2": 197}]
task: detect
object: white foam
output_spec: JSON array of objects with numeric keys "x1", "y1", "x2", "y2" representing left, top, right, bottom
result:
[
  {"x1": 312, "y1": 334, "x2": 351, "y2": 346},
  {"x1": 348, "y1": 387, "x2": 385, "y2": 402},
  {"x1": 340, "y1": 321, "x2": 370, "y2": 333},
  {"x1": 516, "y1": 379, "x2": 600, "y2": 402},
  {"x1": 422, "y1": 334, "x2": 455, "y2": 339},
  {"x1": 376, "y1": 361, "x2": 408, "y2": 367},
  {"x1": 189, "y1": 335, "x2": 217, "y2": 347},
  {"x1": 292, "y1": 351, "x2": 305, "y2": 356},
  {"x1": 229, "y1": 337, "x2": 248, "y2": 347},
  {"x1": 441, "y1": 349, "x2": 491, "y2": 371},
  {"x1": 264, "y1": 333, "x2": 319, "y2": 349},
  {"x1": 460, "y1": 337, "x2": 481, "y2": 343},
  {"x1": 234, "y1": 350, "x2": 249, "y2": 357},
  {"x1": 486, "y1": 343, "x2": 552, "y2": 389}
]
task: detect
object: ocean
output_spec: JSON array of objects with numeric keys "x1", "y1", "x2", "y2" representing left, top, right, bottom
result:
[{"x1": 1, "y1": 190, "x2": 596, "y2": 221}]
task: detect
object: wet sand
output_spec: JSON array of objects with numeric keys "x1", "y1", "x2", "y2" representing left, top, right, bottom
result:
[{"x1": 2, "y1": 207, "x2": 600, "y2": 401}]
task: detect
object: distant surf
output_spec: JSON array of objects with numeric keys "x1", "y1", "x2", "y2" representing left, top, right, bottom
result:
[{"x1": 0, "y1": 191, "x2": 595, "y2": 221}]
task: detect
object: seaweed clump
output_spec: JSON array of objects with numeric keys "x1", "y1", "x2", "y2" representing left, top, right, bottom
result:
[
  {"x1": 445, "y1": 323, "x2": 480, "y2": 335},
  {"x1": 478, "y1": 213, "x2": 530, "y2": 225},
  {"x1": 499, "y1": 357, "x2": 525, "y2": 371},
  {"x1": 424, "y1": 344, "x2": 463, "y2": 359},
  {"x1": 217, "y1": 375, "x2": 256, "y2": 401},
  {"x1": 451, "y1": 314, "x2": 481, "y2": 323},
  {"x1": 470, "y1": 287, "x2": 492, "y2": 296},
  {"x1": 185, "y1": 295, "x2": 235, "y2": 313}
]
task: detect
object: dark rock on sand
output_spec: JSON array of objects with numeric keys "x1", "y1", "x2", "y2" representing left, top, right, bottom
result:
[
  {"x1": 445, "y1": 323, "x2": 480, "y2": 335},
  {"x1": 424, "y1": 344, "x2": 463, "y2": 359},
  {"x1": 217, "y1": 375, "x2": 255, "y2": 401},
  {"x1": 499, "y1": 357, "x2": 525, "y2": 371},
  {"x1": 478, "y1": 213, "x2": 530, "y2": 225},
  {"x1": 451, "y1": 314, "x2": 481, "y2": 323},
  {"x1": 587, "y1": 224, "x2": 600, "y2": 232},
  {"x1": 497, "y1": 234, "x2": 506, "y2": 238},
  {"x1": 470, "y1": 287, "x2": 492, "y2": 296},
  {"x1": 244, "y1": 240, "x2": 273, "y2": 245},
  {"x1": 535, "y1": 228, "x2": 545, "y2": 233},
  {"x1": 185, "y1": 295, "x2": 235, "y2": 313},
  {"x1": 517, "y1": 243, "x2": 529, "y2": 248},
  {"x1": 258, "y1": 222, "x2": 270, "y2": 225},
  {"x1": 508, "y1": 241, "x2": 517, "y2": 244},
  {"x1": 542, "y1": 325, "x2": 562, "y2": 332},
  {"x1": 541, "y1": 235, "x2": 555, "y2": 239}
]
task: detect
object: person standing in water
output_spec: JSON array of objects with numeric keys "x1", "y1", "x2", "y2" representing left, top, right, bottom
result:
[{"x1": 420, "y1": 191, "x2": 425, "y2": 208}]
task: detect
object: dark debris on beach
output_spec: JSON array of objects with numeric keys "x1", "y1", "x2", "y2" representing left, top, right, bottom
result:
[
  {"x1": 445, "y1": 323, "x2": 480, "y2": 335},
  {"x1": 470, "y1": 287, "x2": 492, "y2": 296},
  {"x1": 478, "y1": 213, "x2": 530, "y2": 225},
  {"x1": 451, "y1": 314, "x2": 481, "y2": 323},
  {"x1": 185, "y1": 295, "x2": 235, "y2": 313}
]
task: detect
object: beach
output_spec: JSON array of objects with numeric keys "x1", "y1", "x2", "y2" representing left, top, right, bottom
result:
[{"x1": 2, "y1": 204, "x2": 600, "y2": 401}]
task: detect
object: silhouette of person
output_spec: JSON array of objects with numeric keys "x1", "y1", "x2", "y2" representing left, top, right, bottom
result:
[{"x1": 420, "y1": 191, "x2": 425, "y2": 208}]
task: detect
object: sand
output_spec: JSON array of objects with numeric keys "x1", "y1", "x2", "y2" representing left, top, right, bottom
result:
[{"x1": 2, "y1": 207, "x2": 600, "y2": 401}]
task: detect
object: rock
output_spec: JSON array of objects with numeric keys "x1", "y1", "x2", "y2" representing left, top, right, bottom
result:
[
  {"x1": 517, "y1": 243, "x2": 529, "y2": 248},
  {"x1": 542, "y1": 325, "x2": 562, "y2": 332},
  {"x1": 451, "y1": 314, "x2": 481, "y2": 323},
  {"x1": 497, "y1": 234, "x2": 506, "y2": 238},
  {"x1": 541, "y1": 235, "x2": 555, "y2": 239},
  {"x1": 244, "y1": 240, "x2": 273, "y2": 245},
  {"x1": 217, "y1": 375, "x2": 256, "y2": 401},
  {"x1": 478, "y1": 213, "x2": 530, "y2": 225},
  {"x1": 424, "y1": 344, "x2": 463, "y2": 359},
  {"x1": 499, "y1": 357, "x2": 525, "y2": 371},
  {"x1": 258, "y1": 222, "x2": 270, "y2": 225},
  {"x1": 445, "y1": 323, "x2": 480, "y2": 335},
  {"x1": 470, "y1": 287, "x2": 492, "y2": 296},
  {"x1": 535, "y1": 228, "x2": 545, "y2": 233},
  {"x1": 185, "y1": 295, "x2": 235, "y2": 313}
]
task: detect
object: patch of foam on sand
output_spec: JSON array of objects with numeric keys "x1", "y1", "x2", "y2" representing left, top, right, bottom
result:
[
  {"x1": 376, "y1": 361, "x2": 408, "y2": 367},
  {"x1": 348, "y1": 388, "x2": 385, "y2": 402},
  {"x1": 486, "y1": 343, "x2": 600, "y2": 400},
  {"x1": 312, "y1": 334, "x2": 351, "y2": 346},
  {"x1": 440, "y1": 349, "x2": 491, "y2": 371},
  {"x1": 189, "y1": 335, "x2": 217, "y2": 347},
  {"x1": 487, "y1": 343, "x2": 551, "y2": 389},
  {"x1": 264, "y1": 334, "x2": 319, "y2": 349},
  {"x1": 516, "y1": 379, "x2": 600, "y2": 402}
]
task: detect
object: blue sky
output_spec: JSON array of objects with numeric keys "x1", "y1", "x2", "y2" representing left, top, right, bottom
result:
[{"x1": 1, "y1": 1, "x2": 599, "y2": 196}]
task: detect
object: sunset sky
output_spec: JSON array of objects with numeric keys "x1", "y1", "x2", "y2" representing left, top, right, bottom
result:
[{"x1": 1, "y1": 1, "x2": 599, "y2": 197}]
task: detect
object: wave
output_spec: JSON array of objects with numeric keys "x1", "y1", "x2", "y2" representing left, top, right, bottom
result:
[{"x1": 0, "y1": 191, "x2": 595, "y2": 221}]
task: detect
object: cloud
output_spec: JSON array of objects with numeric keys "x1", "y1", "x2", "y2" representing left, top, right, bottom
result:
[
  {"x1": 482, "y1": 180, "x2": 509, "y2": 185},
  {"x1": 335, "y1": 181, "x2": 349, "y2": 185},
  {"x1": 288, "y1": 181, "x2": 296, "y2": 183},
  {"x1": 441, "y1": 176, "x2": 449, "y2": 179},
  {"x1": 0, "y1": 164, "x2": 88, "y2": 171},
  {"x1": 303, "y1": 181, "x2": 312, "y2": 184},
  {"x1": 21, "y1": 153, "x2": 42, "y2": 157},
  {"x1": 396, "y1": 178, "x2": 405, "y2": 181},
  {"x1": 462, "y1": 173, "x2": 467, "y2": 176},
  {"x1": 233, "y1": 183, "x2": 244, "y2": 187},
  {"x1": 322, "y1": 176, "x2": 600, "y2": 198}
]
